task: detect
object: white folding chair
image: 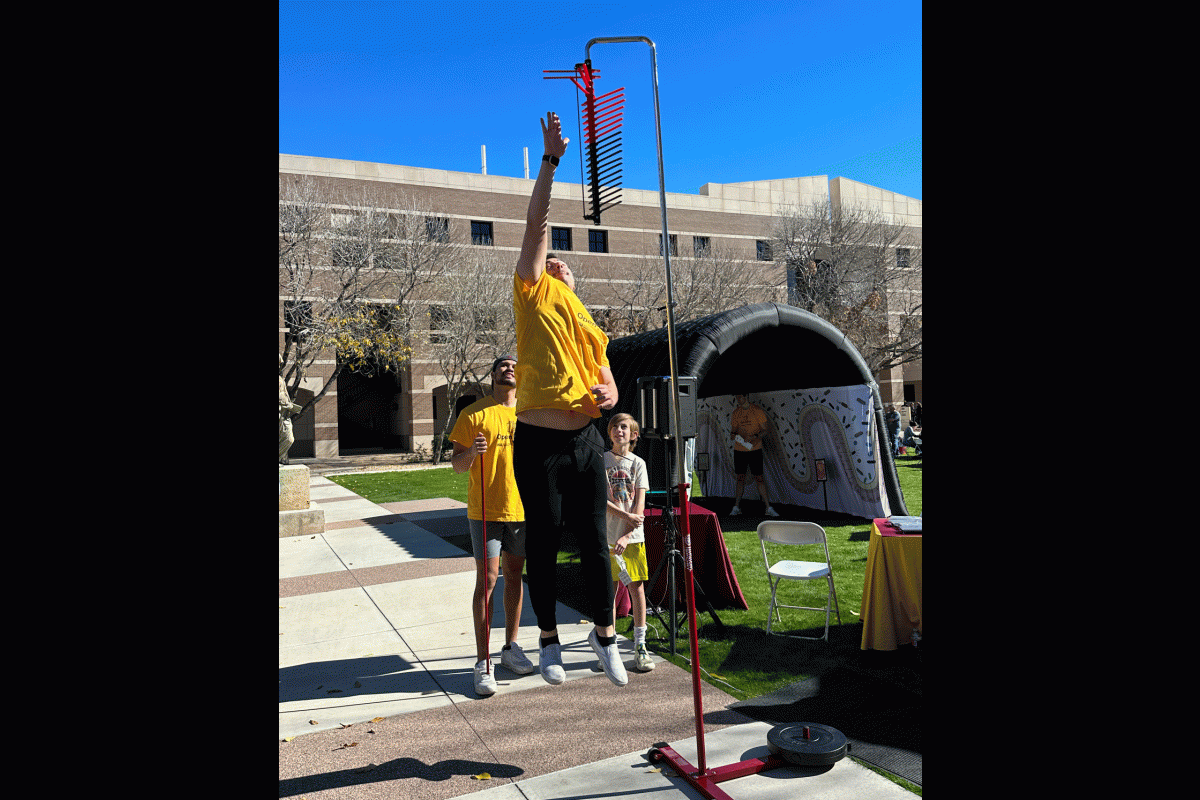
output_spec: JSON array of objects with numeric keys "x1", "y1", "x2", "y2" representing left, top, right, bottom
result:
[{"x1": 758, "y1": 520, "x2": 841, "y2": 641}]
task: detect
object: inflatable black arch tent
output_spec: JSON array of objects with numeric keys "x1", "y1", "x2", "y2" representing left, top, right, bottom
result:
[{"x1": 599, "y1": 302, "x2": 909, "y2": 518}]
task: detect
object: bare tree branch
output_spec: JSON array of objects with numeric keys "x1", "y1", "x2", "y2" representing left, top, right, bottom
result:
[
  {"x1": 423, "y1": 248, "x2": 516, "y2": 464},
  {"x1": 771, "y1": 198, "x2": 922, "y2": 375},
  {"x1": 278, "y1": 178, "x2": 464, "y2": 419},
  {"x1": 606, "y1": 242, "x2": 783, "y2": 333}
]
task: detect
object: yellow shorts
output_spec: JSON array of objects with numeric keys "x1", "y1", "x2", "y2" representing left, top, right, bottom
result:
[{"x1": 610, "y1": 541, "x2": 649, "y2": 583}]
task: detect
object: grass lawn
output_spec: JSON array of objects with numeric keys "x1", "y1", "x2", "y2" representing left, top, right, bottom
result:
[
  {"x1": 327, "y1": 466, "x2": 472, "y2": 505},
  {"x1": 670, "y1": 455, "x2": 920, "y2": 699},
  {"x1": 329, "y1": 454, "x2": 921, "y2": 703}
]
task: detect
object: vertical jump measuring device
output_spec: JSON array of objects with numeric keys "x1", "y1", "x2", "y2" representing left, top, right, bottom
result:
[
  {"x1": 545, "y1": 38, "x2": 848, "y2": 800},
  {"x1": 547, "y1": 32, "x2": 705, "y2": 773}
]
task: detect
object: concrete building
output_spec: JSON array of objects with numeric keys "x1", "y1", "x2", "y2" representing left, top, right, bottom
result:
[{"x1": 279, "y1": 153, "x2": 921, "y2": 458}]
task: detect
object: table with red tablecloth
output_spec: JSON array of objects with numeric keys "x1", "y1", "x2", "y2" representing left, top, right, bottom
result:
[
  {"x1": 614, "y1": 503, "x2": 749, "y2": 618},
  {"x1": 860, "y1": 518, "x2": 922, "y2": 650}
]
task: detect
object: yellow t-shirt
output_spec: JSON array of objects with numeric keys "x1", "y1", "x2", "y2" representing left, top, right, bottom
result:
[
  {"x1": 513, "y1": 270, "x2": 610, "y2": 417},
  {"x1": 731, "y1": 404, "x2": 769, "y2": 450},
  {"x1": 448, "y1": 396, "x2": 524, "y2": 522}
]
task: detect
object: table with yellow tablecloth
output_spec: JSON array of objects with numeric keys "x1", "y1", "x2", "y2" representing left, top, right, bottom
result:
[{"x1": 860, "y1": 518, "x2": 922, "y2": 650}]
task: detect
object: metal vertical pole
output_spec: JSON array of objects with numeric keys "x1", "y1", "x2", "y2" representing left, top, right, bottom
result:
[{"x1": 585, "y1": 36, "x2": 706, "y2": 775}]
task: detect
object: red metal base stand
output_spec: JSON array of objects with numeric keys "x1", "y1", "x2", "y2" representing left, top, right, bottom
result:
[
  {"x1": 647, "y1": 742, "x2": 788, "y2": 800},
  {"x1": 648, "y1": 482, "x2": 789, "y2": 800}
]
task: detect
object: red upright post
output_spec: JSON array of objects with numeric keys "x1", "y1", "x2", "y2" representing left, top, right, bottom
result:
[
  {"x1": 676, "y1": 480, "x2": 707, "y2": 772},
  {"x1": 479, "y1": 445, "x2": 490, "y2": 674}
]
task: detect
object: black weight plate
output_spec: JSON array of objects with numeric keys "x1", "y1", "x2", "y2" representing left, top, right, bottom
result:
[{"x1": 766, "y1": 723, "x2": 848, "y2": 766}]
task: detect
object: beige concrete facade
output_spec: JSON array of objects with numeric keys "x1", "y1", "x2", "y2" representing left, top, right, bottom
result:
[{"x1": 279, "y1": 154, "x2": 921, "y2": 458}]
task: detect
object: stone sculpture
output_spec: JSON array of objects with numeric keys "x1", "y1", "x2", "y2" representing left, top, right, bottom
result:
[{"x1": 279, "y1": 357, "x2": 303, "y2": 464}]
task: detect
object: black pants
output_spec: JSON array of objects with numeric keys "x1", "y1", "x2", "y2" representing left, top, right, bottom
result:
[{"x1": 513, "y1": 420, "x2": 613, "y2": 633}]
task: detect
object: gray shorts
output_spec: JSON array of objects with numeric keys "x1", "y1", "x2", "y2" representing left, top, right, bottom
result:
[{"x1": 468, "y1": 519, "x2": 526, "y2": 560}]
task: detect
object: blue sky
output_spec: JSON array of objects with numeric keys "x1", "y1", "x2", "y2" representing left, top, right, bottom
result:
[{"x1": 280, "y1": 0, "x2": 921, "y2": 200}]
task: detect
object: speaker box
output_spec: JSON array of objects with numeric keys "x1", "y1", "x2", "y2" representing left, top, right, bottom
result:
[
  {"x1": 637, "y1": 375, "x2": 697, "y2": 438},
  {"x1": 642, "y1": 435, "x2": 693, "y2": 496}
]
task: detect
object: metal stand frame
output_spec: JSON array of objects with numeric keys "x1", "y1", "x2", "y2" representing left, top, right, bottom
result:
[
  {"x1": 647, "y1": 743, "x2": 789, "y2": 800},
  {"x1": 578, "y1": 37, "x2": 787, "y2": 796},
  {"x1": 643, "y1": 448, "x2": 723, "y2": 655}
]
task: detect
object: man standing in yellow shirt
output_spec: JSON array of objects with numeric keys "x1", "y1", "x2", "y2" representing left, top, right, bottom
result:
[
  {"x1": 730, "y1": 393, "x2": 780, "y2": 517},
  {"x1": 450, "y1": 356, "x2": 535, "y2": 696}
]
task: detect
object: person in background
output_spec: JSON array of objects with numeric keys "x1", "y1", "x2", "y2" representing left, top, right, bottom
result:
[
  {"x1": 885, "y1": 405, "x2": 902, "y2": 456},
  {"x1": 730, "y1": 394, "x2": 780, "y2": 517},
  {"x1": 901, "y1": 419, "x2": 922, "y2": 457}
]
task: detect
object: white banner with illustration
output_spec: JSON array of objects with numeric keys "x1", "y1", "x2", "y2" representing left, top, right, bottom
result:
[{"x1": 694, "y1": 386, "x2": 890, "y2": 519}]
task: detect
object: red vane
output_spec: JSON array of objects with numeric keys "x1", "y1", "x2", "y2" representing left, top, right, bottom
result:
[{"x1": 592, "y1": 85, "x2": 625, "y2": 103}]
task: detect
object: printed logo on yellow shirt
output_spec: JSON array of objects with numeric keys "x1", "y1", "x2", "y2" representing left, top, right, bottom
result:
[{"x1": 577, "y1": 310, "x2": 601, "y2": 332}]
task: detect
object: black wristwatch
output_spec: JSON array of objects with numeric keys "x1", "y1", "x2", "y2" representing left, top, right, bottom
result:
[{"x1": 542, "y1": 153, "x2": 559, "y2": 167}]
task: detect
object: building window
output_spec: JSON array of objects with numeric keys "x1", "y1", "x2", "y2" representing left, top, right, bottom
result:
[
  {"x1": 693, "y1": 236, "x2": 710, "y2": 257},
  {"x1": 659, "y1": 233, "x2": 678, "y2": 257},
  {"x1": 897, "y1": 248, "x2": 910, "y2": 268},
  {"x1": 473, "y1": 308, "x2": 501, "y2": 345},
  {"x1": 425, "y1": 217, "x2": 449, "y2": 242},
  {"x1": 428, "y1": 305, "x2": 451, "y2": 343},
  {"x1": 284, "y1": 300, "x2": 313, "y2": 341},
  {"x1": 471, "y1": 221, "x2": 494, "y2": 245},
  {"x1": 756, "y1": 240, "x2": 773, "y2": 261},
  {"x1": 588, "y1": 229, "x2": 609, "y2": 253},
  {"x1": 330, "y1": 237, "x2": 363, "y2": 268},
  {"x1": 552, "y1": 227, "x2": 572, "y2": 251}
]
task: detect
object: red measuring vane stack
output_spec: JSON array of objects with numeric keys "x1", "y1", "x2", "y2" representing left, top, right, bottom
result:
[{"x1": 543, "y1": 62, "x2": 624, "y2": 224}]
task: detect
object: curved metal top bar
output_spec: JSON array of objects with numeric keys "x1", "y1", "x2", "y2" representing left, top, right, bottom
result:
[
  {"x1": 585, "y1": 36, "x2": 654, "y2": 58},
  {"x1": 581, "y1": 36, "x2": 679, "y2": 485}
]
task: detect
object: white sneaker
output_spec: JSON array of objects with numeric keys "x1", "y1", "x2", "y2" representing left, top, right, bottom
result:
[
  {"x1": 500, "y1": 642, "x2": 535, "y2": 675},
  {"x1": 538, "y1": 640, "x2": 566, "y2": 685},
  {"x1": 765, "y1": 506, "x2": 780, "y2": 517},
  {"x1": 473, "y1": 660, "x2": 497, "y2": 696},
  {"x1": 588, "y1": 629, "x2": 629, "y2": 687},
  {"x1": 635, "y1": 644, "x2": 655, "y2": 672},
  {"x1": 729, "y1": 505, "x2": 742, "y2": 516}
]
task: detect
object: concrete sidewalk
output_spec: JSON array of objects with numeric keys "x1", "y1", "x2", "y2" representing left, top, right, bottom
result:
[{"x1": 279, "y1": 473, "x2": 916, "y2": 799}]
